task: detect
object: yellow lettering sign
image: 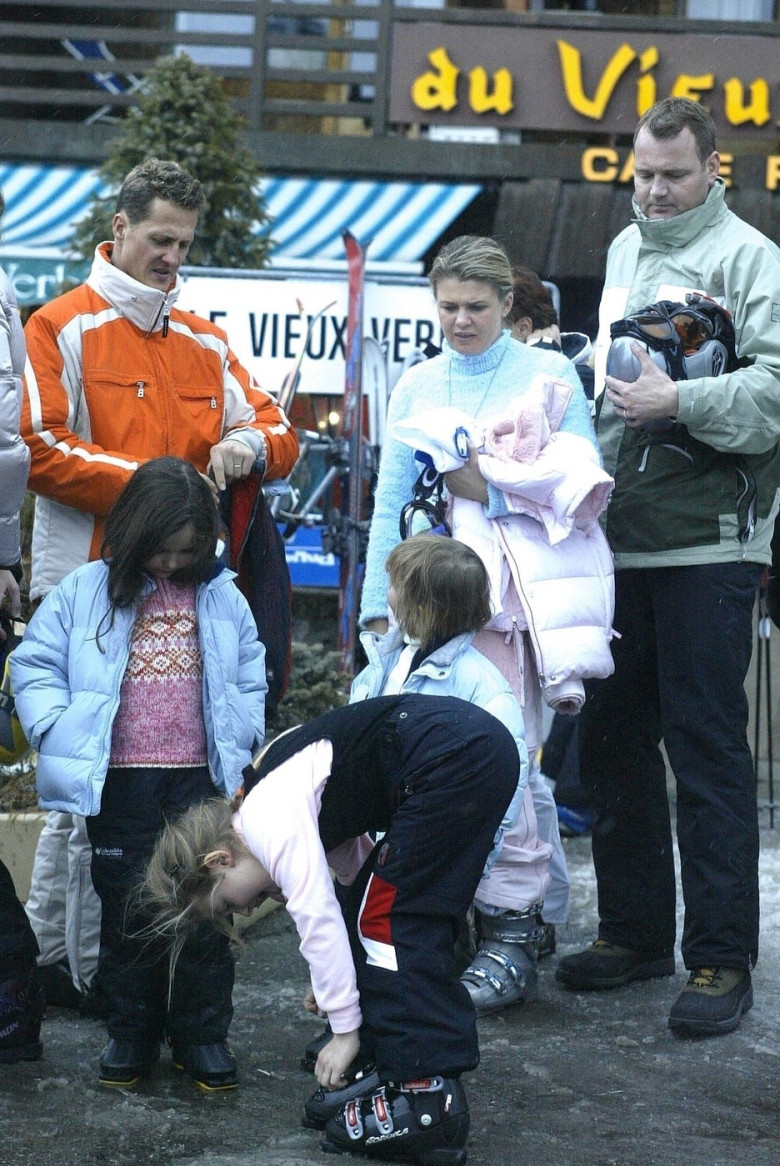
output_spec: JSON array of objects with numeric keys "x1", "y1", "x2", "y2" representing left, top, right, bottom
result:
[
  {"x1": 765, "y1": 156, "x2": 780, "y2": 191},
  {"x1": 581, "y1": 149, "x2": 739, "y2": 188},
  {"x1": 723, "y1": 78, "x2": 771, "y2": 127},
  {"x1": 408, "y1": 40, "x2": 775, "y2": 142},
  {"x1": 670, "y1": 74, "x2": 714, "y2": 102},
  {"x1": 619, "y1": 153, "x2": 635, "y2": 183},
  {"x1": 636, "y1": 46, "x2": 659, "y2": 116},
  {"x1": 468, "y1": 67, "x2": 513, "y2": 115},
  {"x1": 558, "y1": 39, "x2": 637, "y2": 120},
  {"x1": 410, "y1": 47, "x2": 459, "y2": 112},
  {"x1": 581, "y1": 147, "x2": 620, "y2": 182}
]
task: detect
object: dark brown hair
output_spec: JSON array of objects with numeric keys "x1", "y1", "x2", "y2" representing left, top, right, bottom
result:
[
  {"x1": 101, "y1": 456, "x2": 219, "y2": 611},
  {"x1": 634, "y1": 97, "x2": 717, "y2": 163},
  {"x1": 508, "y1": 266, "x2": 558, "y2": 330},
  {"x1": 116, "y1": 158, "x2": 206, "y2": 224}
]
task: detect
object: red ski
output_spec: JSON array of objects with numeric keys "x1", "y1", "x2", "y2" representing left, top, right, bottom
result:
[{"x1": 337, "y1": 229, "x2": 369, "y2": 676}]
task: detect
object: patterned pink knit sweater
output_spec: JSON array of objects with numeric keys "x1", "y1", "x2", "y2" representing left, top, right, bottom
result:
[{"x1": 109, "y1": 578, "x2": 208, "y2": 768}]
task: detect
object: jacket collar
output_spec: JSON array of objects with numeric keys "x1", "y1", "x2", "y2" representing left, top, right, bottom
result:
[
  {"x1": 631, "y1": 178, "x2": 728, "y2": 250},
  {"x1": 361, "y1": 626, "x2": 473, "y2": 671},
  {"x1": 137, "y1": 561, "x2": 235, "y2": 596},
  {"x1": 87, "y1": 241, "x2": 182, "y2": 334}
]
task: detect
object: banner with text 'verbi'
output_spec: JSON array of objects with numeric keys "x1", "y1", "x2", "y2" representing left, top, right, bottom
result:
[{"x1": 389, "y1": 24, "x2": 780, "y2": 139}]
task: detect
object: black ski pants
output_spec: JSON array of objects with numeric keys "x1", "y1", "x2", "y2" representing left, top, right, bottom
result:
[
  {"x1": 0, "y1": 859, "x2": 38, "y2": 963},
  {"x1": 579, "y1": 563, "x2": 761, "y2": 971},
  {"x1": 86, "y1": 766, "x2": 234, "y2": 1045},
  {"x1": 336, "y1": 701, "x2": 519, "y2": 1081}
]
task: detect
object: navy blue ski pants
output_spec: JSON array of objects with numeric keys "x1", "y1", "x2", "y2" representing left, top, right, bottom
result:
[{"x1": 336, "y1": 701, "x2": 519, "y2": 1081}]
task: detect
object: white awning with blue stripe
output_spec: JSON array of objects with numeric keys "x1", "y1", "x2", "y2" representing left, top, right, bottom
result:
[{"x1": 0, "y1": 164, "x2": 481, "y2": 262}]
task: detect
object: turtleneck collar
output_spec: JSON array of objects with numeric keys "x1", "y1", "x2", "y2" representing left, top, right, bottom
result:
[
  {"x1": 630, "y1": 178, "x2": 728, "y2": 251},
  {"x1": 445, "y1": 329, "x2": 512, "y2": 376},
  {"x1": 87, "y1": 241, "x2": 182, "y2": 334}
]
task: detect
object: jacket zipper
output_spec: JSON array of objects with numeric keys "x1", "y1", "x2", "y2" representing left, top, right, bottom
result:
[
  {"x1": 496, "y1": 520, "x2": 547, "y2": 686},
  {"x1": 735, "y1": 466, "x2": 756, "y2": 547}
]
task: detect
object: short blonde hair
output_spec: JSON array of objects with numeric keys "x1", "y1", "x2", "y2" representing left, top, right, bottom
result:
[
  {"x1": 428, "y1": 235, "x2": 513, "y2": 301},
  {"x1": 386, "y1": 534, "x2": 492, "y2": 647}
]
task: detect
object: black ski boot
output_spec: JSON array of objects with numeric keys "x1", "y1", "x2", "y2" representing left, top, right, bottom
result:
[
  {"x1": 303, "y1": 1064, "x2": 380, "y2": 1129},
  {"x1": 0, "y1": 954, "x2": 45, "y2": 1064},
  {"x1": 322, "y1": 1076, "x2": 469, "y2": 1164},
  {"x1": 460, "y1": 904, "x2": 543, "y2": 1015},
  {"x1": 301, "y1": 1023, "x2": 375, "y2": 1079}
]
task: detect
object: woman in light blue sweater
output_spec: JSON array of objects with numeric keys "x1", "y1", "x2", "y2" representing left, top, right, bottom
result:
[{"x1": 360, "y1": 237, "x2": 600, "y2": 1000}]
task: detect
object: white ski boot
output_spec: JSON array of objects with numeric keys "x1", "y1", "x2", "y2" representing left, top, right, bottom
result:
[{"x1": 459, "y1": 904, "x2": 542, "y2": 1016}]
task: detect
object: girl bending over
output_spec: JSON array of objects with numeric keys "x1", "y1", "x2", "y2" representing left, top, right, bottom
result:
[{"x1": 139, "y1": 694, "x2": 518, "y2": 1165}]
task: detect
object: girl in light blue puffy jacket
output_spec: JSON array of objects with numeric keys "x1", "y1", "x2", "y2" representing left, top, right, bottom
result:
[
  {"x1": 350, "y1": 533, "x2": 551, "y2": 1018},
  {"x1": 11, "y1": 457, "x2": 267, "y2": 1093}
]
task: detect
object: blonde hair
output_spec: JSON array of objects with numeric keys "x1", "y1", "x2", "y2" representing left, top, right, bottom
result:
[
  {"x1": 134, "y1": 796, "x2": 247, "y2": 975},
  {"x1": 386, "y1": 534, "x2": 491, "y2": 648},
  {"x1": 428, "y1": 235, "x2": 513, "y2": 301}
]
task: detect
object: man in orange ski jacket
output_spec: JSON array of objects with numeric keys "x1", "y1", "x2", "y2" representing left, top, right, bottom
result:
[
  {"x1": 19, "y1": 158, "x2": 298, "y2": 1010},
  {"x1": 22, "y1": 158, "x2": 298, "y2": 599}
]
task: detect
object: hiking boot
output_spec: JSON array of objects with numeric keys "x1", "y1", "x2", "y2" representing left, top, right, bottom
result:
[
  {"x1": 170, "y1": 1040, "x2": 238, "y2": 1091},
  {"x1": 303, "y1": 1065, "x2": 380, "y2": 1129},
  {"x1": 668, "y1": 967, "x2": 753, "y2": 1038},
  {"x1": 322, "y1": 1076, "x2": 469, "y2": 1164},
  {"x1": 98, "y1": 1038, "x2": 160, "y2": 1088},
  {"x1": 460, "y1": 906, "x2": 541, "y2": 1015},
  {"x1": 0, "y1": 956, "x2": 45, "y2": 1064},
  {"x1": 555, "y1": 939, "x2": 675, "y2": 990}
]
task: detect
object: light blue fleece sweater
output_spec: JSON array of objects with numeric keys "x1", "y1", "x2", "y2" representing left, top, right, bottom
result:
[{"x1": 360, "y1": 330, "x2": 598, "y2": 624}]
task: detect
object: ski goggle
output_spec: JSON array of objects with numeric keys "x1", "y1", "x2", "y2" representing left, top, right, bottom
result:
[
  {"x1": 616, "y1": 306, "x2": 716, "y2": 353},
  {"x1": 607, "y1": 335, "x2": 730, "y2": 384},
  {"x1": 614, "y1": 294, "x2": 735, "y2": 352}
]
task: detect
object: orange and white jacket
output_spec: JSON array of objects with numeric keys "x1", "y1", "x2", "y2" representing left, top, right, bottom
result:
[{"x1": 22, "y1": 243, "x2": 299, "y2": 598}]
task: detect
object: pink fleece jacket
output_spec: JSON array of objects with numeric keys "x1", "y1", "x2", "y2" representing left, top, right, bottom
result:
[{"x1": 234, "y1": 738, "x2": 367, "y2": 1035}]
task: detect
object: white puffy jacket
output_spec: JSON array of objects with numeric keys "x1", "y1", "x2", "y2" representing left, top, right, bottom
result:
[{"x1": 394, "y1": 391, "x2": 616, "y2": 707}]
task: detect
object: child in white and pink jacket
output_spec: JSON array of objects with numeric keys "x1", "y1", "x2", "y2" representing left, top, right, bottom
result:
[{"x1": 352, "y1": 533, "x2": 552, "y2": 1018}]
